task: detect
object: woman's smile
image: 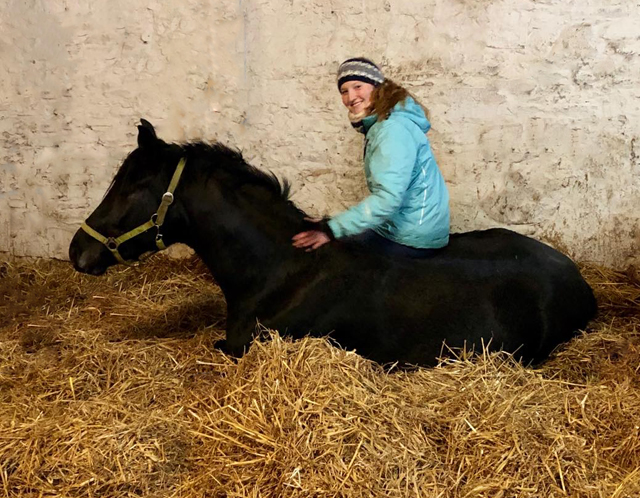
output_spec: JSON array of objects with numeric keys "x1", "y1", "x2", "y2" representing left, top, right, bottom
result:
[{"x1": 340, "y1": 80, "x2": 375, "y2": 116}]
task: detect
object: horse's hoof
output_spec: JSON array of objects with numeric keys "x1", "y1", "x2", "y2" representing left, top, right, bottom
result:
[
  {"x1": 214, "y1": 339, "x2": 243, "y2": 358},
  {"x1": 214, "y1": 339, "x2": 229, "y2": 353}
]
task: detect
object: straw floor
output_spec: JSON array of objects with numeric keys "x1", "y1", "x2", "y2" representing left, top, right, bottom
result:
[{"x1": 0, "y1": 255, "x2": 639, "y2": 497}]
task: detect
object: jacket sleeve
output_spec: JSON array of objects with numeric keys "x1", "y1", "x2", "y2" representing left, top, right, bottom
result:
[{"x1": 328, "y1": 121, "x2": 417, "y2": 239}]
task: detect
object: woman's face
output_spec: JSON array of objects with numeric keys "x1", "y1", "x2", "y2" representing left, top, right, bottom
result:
[{"x1": 340, "y1": 80, "x2": 375, "y2": 116}]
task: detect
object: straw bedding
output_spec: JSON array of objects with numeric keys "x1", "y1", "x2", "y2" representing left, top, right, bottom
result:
[{"x1": 0, "y1": 256, "x2": 638, "y2": 497}]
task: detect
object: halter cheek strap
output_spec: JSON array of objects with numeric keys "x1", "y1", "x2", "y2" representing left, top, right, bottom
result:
[{"x1": 81, "y1": 157, "x2": 187, "y2": 265}]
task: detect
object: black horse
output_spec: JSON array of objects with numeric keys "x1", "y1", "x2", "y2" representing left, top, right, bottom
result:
[{"x1": 69, "y1": 120, "x2": 597, "y2": 367}]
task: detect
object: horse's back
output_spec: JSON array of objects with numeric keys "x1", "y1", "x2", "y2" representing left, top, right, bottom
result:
[
  {"x1": 443, "y1": 228, "x2": 567, "y2": 262},
  {"x1": 323, "y1": 227, "x2": 597, "y2": 365},
  {"x1": 439, "y1": 228, "x2": 597, "y2": 337}
]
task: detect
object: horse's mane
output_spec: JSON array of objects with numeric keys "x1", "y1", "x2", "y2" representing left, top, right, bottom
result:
[
  {"x1": 105, "y1": 139, "x2": 305, "y2": 222},
  {"x1": 180, "y1": 142, "x2": 293, "y2": 201}
]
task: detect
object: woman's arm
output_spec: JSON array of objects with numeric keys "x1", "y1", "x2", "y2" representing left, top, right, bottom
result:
[{"x1": 328, "y1": 121, "x2": 417, "y2": 238}]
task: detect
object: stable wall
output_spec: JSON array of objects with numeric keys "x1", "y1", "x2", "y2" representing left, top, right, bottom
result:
[{"x1": 1, "y1": 0, "x2": 638, "y2": 267}]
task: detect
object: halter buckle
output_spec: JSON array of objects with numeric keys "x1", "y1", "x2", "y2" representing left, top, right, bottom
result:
[{"x1": 162, "y1": 192, "x2": 174, "y2": 205}]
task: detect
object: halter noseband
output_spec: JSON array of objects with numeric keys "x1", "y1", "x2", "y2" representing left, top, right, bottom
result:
[{"x1": 80, "y1": 157, "x2": 187, "y2": 265}]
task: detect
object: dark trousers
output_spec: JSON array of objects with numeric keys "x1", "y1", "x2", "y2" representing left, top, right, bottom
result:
[{"x1": 342, "y1": 230, "x2": 442, "y2": 258}]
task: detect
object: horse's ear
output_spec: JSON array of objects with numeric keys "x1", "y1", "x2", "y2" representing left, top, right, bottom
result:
[{"x1": 137, "y1": 119, "x2": 158, "y2": 149}]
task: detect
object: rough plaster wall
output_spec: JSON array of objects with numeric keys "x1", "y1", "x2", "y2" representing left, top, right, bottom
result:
[
  {"x1": 0, "y1": 0, "x2": 248, "y2": 258},
  {"x1": 1, "y1": 0, "x2": 639, "y2": 267}
]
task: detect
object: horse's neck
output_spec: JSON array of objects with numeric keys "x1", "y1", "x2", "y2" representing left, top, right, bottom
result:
[{"x1": 179, "y1": 180, "x2": 308, "y2": 303}]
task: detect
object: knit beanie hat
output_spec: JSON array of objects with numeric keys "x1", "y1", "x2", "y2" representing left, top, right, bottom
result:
[{"x1": 337, "y1": 57, "x2": 385, "y2": 89}]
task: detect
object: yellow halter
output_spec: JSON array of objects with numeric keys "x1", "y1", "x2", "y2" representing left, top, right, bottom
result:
[{"x1": 81, "y1": 157, "x2": 186, "y2": 265}]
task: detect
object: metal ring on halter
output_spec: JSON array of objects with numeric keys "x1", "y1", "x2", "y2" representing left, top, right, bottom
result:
[
  {"x1": 106, "y1": 238, "x2": 119, "y2": 251},
  {"x1": 162, "y1": 192, "x2": 174, "y2": 205}
]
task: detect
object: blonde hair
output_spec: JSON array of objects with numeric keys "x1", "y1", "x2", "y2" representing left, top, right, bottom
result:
[{"x1": 370, "y1": 79, "x2": 429, "y2": 122}]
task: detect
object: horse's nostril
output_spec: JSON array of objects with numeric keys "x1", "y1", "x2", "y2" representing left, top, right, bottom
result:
[
  {"x1": 69, "y1": 234, "x2": 93, "y2": 271},
  {"x1": 77, "y1": 253, "x2": 88, "y2": 270},
  {"x1": 72, "y1": 252, "x2": 105, "y2": 275}
]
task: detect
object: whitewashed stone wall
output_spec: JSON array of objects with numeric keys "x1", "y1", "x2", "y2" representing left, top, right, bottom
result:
[{"x1": 1, "y1": 0, "x2": 638, "y2": 267}]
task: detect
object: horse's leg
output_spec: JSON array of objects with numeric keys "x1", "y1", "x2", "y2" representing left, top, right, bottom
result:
[{"x1": 214, "y1": 309, "x2": 256, "y2": 357}]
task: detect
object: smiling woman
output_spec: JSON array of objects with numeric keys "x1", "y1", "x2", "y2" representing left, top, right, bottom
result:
[{"x1": 292, "y1": 57, "x2": 450, "y2": 257}]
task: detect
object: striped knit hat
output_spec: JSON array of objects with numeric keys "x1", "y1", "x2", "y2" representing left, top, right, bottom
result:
[{"x1": 337, "y1": 57, "x2": 385, "y2": 89}]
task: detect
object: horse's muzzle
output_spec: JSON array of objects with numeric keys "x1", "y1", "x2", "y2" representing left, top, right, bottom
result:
[{"x1": 69, "y1": 230, "x2": 111, "y2": 276}]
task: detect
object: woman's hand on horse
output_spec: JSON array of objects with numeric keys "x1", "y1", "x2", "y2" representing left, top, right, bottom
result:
[{"x1": 292, "y1": 230, "x2": 332, "y2": 251}]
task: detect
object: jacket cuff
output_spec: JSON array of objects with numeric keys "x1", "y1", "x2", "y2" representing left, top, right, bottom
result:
[{"x1": 317, "y1": 218, "x2": 336, "y2": 240}]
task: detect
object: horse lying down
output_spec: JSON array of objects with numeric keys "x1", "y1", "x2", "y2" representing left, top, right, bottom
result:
[{"x1": 69, "y1": 120, "x2": 597, "y2": 367}]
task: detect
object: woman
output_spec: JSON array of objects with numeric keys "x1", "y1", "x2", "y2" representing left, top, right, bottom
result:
[{"x1": 292, "y1": 57, "x2": 450, "y2": 257}]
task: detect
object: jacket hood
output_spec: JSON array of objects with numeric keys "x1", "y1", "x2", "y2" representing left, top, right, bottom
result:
[{"x1": 390, "y1": 97, "x2": 431, "y2": 134}]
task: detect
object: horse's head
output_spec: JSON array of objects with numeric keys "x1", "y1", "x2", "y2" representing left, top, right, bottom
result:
[{"x1": 69, "y1": 119, "x2": 186, "y2": 275}]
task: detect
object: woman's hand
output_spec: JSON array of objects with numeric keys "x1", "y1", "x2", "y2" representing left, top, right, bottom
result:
[{"x1": 292, "y1": 230, "x2": 332, "y2": 251}]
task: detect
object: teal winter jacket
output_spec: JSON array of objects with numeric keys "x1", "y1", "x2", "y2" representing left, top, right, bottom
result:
[{"x1": 327, "y1": 97, "x2": 450, "y2": 249}]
